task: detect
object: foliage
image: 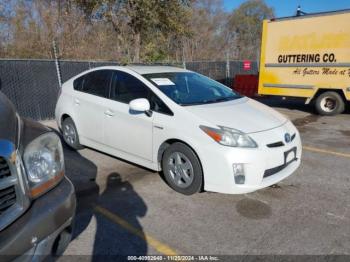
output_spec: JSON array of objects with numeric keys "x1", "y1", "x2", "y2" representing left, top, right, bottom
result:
[
  {"x1": 0, "y1": 0, "x2": 275, "y2": 61},
  {"x1": 227, "y1": 0, "x2": 274, "y2": 59}
]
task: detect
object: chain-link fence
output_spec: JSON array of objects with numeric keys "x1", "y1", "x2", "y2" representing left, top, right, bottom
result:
[
  {"x1": 0, "y1": 59, "x2": 258, "y2": 120},
  {"x1": 186, "y1": 61, "x2": 259, "y2": 87}
]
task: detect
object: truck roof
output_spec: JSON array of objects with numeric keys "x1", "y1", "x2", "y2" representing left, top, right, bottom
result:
[{"x1": 269, "y1": 8, "x2": 350, "y2": 22}]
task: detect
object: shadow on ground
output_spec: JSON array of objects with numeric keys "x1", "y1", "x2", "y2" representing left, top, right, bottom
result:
[
  {"x1": 255, "y1": 96, "x2": 313, "y2": 113},
  {"x1": 255, "y1": 96, "x2": 350, "y2": 115},
  {"x1": 52, "y1": 128, "x2": 148, "y2": 258}
]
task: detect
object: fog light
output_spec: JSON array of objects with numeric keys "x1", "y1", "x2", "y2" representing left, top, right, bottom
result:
[{"x1": 233, "y1": 164, "x2": 245, "y2": 184}]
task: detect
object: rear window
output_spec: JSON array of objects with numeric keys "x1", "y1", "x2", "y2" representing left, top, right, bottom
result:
[
  {"x1": 73, "y1": 76, "x2": 84, "y2": 91},
  {"x1": 73, "y1": 70, "x2": 113, "y2": 98}
]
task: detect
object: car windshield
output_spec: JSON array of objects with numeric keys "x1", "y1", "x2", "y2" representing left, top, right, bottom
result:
[{"x1": 143, "y1": 72, "x2": 241, "y2": 106}]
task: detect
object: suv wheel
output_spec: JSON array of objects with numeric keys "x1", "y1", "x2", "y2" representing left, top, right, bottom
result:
[
  {"x1": 62, "y1": 117, "x2": 83, "y2": 150},
  {"x1": 315, "y1": 91, "x2": 345, "y2": 116},
  {"x1": 162, "y1": 143, "x2": 203, "y2": 195}
]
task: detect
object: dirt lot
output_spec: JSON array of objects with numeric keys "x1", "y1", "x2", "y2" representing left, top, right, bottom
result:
[{"x1": 44, "y1": 98, "x2": 350, "y2": 258}]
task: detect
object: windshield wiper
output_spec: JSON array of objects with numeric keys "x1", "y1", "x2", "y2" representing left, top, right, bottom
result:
[
  {"x1": 210, "y1": 97, "x2": 235, "y2": 103},
  {"x1": 182, "y1": 97, "x2": 237, "y2": 106},
  {"x1": 200, "y1": 97, "x2": 237, "y2": 104}
]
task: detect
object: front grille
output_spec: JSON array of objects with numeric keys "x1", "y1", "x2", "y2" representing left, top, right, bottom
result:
[
  {"x1": 0, "y1": 186, "x2": 16, "y2": 215},
  {"x1": 0, "y1": 157, "x2": 17, "y2": 216},
  {"x1": 267, "y1": 141, "x2": 284, "y2": 148},
  {"x1": 264, "y1": 164, "x2": 287, "y2": 178},
  {"x1": 0, "y1": 157, "x2": 11, "y2": 179},
  {"x1": 266, "y1": 133, "x2": 297, "y2": 148},
  {"x1": 264, "y1": 157, "x2": 298, "y2": 178},
  {"x1": 0, "y1": 151, "x2": 31, "y2": 231}
]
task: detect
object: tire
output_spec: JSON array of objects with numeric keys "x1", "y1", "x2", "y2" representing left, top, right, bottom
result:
[
  {"x1": 61, "y1": 117, "x2": 83, "y2": 150},
  {"x1": 162, "y1": 142, "x2": 203, "y2": 195},
  {"x1": 315, "y1": 91, "x2": 345, "y2": 116}
]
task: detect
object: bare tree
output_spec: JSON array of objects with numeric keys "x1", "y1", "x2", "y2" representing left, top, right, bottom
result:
[
  {"x1": 226, "y1": 0, "x2": 274, "y2": 60},
  {"x1": 0, "y1": 0, "x2": 274, "y2": 62}
]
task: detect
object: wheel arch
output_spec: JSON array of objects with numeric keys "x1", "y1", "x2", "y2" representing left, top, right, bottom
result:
[
  {"x1": 311, "y1": 88, "x2": 347, "y2": 103},
  {"x1": 61, "y1": 113, "x2": 71, "y2": 124},
  {"x1": 60, "y1": 113, "x2": 79, "y2": 133},
  {"x1": 60, "y1": 114, "x2": 72, "y2": 130}
]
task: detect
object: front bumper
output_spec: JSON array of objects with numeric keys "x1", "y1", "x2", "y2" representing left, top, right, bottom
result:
[
  {"x1": 0, "y1": 177, "x2": 76, "y2": 261},
  {"x1": 201, "y1": 121, "x2": 302, "y2": 194}
]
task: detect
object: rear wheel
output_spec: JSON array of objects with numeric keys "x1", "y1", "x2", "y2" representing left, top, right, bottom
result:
[
  {"x1": 315, "y1": 91, "x2": 345, "y2": 116},
  {"x1": 62, "y1": 117, "x2": 83, "y2": 150},
  {"x1": 162, "y1": 143, "x2": 203, "y2": 195}
]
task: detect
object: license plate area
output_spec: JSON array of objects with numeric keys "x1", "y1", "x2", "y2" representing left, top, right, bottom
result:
[{"x1": 263, "y1": 147, "x2": 298, "y2": 178}]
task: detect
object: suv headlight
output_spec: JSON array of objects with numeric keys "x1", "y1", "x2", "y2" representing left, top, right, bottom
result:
[
  {"x1": 200, "y1": 125, "x2": 258, "y2": 148},
  {"x1": 23, "y1": 132, "x2": 64, "y2": 198}
]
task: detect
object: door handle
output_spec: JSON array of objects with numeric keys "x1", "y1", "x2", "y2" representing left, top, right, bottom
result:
[
  {"x1": 104, "y1": 109, "x2": 115, "y2": 117},
  {"x1": 74, "y1": 98, "x2": 80, "y2": 106}
]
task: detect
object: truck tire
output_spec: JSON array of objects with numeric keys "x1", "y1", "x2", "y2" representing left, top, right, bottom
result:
[
  {"x1": 162, "y1": 142, "x2": 203, "y2": 195},
  {"x1": 315, "y1": 91, "x2": 345, "y2": 116},
  {"x1": 62, "y1": 117, "x2": 83, "y2": 150}
]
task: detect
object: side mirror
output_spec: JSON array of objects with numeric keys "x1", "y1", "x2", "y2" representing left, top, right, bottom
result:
[{"x1": 129, "y1": 98, "x2": 152, "y2": 116}]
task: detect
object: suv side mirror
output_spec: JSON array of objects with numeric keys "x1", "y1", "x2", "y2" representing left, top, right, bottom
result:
[{"x1": 129, "y1": 98, "x2": 152, "y2": 116}]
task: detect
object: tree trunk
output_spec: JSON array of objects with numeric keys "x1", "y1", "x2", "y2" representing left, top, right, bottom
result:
[{"x1": 133, "y1": 32, "x2": 140, "y2": 63}]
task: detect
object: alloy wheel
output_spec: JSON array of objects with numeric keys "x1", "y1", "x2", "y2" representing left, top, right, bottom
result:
[
  {"x1": 63, "y1": 124, "x2": 76, "y2": 145},
  {"x1": 167, "y1": 152, "x2": 194, "y2": 188}
]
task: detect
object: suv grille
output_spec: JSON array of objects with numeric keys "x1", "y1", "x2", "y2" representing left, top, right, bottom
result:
[
  {"x1": 0, "y1": 186, "x2": 16, "y2": 215},
  {"x1": 0, "y1": 157, "x2": 17, "y2": 216},
  {"x1": 0, "y1": 157, "x2": 11, "y2": 179}
]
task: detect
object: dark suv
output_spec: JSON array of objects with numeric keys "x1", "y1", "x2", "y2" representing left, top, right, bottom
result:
[{"x1": 0, "y1": 91, "x2": 76, "y2": 260}]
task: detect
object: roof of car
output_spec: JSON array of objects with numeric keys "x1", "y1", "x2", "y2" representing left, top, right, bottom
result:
[{"x1": 125, "y1": 65, "x2": 189, "y2": 74}]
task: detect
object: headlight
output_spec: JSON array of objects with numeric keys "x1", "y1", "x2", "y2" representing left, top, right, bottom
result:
[
  {"x1": 23, "y1": 132, "x2": 64, "y2": 198},
  {"x1": 200, "y1": 125, "x2": 258, "y2": 148}
]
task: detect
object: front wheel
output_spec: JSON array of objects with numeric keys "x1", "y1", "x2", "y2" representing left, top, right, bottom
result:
[
  {"x1": 162, "y1": 143, "x2": 203, "y2": 195},
  {"x1": 315, "y1": 91, "x2": 345, "y2": 116}
]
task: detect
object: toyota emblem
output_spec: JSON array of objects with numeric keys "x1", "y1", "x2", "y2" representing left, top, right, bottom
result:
[{"x1": 285, "y1": 133, "x2": 291, "y2": 143}]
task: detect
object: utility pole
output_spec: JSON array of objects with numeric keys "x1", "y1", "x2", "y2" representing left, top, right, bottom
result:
[{"x1": 182, "y1": 38, "x2": 186, "y2": 69}]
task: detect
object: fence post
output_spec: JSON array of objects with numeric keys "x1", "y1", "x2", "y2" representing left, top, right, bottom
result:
[
  {"x1": 53, "y1": 39, "x2": 62, "y2": 88},
  {"x1": 226, "y1": 54, "x2": 230, "y2": 86}
]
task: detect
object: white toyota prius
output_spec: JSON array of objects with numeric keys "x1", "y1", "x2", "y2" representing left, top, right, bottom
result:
[{"x1": 55, "y1": 66, "x2": 302, "y2": 195}]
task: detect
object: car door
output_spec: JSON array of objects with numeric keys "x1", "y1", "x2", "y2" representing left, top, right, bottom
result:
[
  {"x1": 103, "y1": 70, "x2": 154, "y2": 161},
  {"x1": 73, "y1": 69, "x2": 113, "y2": 144}
]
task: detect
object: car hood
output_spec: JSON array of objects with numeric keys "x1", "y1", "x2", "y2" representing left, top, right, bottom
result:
[
  {"x1": 0, "y1": 92, "x2": 17, "y2": 145},
  {"x1": 185, "y1": 97, "x2": 288, "y2": 134}
]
